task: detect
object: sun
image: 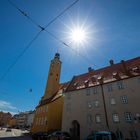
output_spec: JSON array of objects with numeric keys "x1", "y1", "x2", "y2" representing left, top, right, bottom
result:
[
  {"x1": 69, "y1": 26, "x2": 88, "y2": 45},
  {"x1": 70, "y1": 27, "x2": 87, "y2": 44}
]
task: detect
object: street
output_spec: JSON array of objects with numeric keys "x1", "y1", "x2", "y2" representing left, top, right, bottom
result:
[{"x1": 0, "y1": 128, "x2": 32, "y2": 140}]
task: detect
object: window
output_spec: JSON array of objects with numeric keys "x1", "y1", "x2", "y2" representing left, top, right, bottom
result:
[
  {"x1": 95, "y1": 114, "x2": 101, "y2": 123},
  {"x1": 67, "y1": 93, "x2": 71, "y2": 100},
  {"x1": 44, "y1": 117, "x2": 47, "y2": 124},
  {"x1": 46, "y1": 106, "x2": 48, "y2": 112},
  {"x1": 112, "y1": 113, "x2": 119, "y2": 122},
  {"x1": 92, "y1": 87, "x2": 97, "y2": 94},
  {"x1": 137, "y1": 77, "x2": 140, "y2": 83},
  {"x1": 86, "y1": 88, "x2": 90, "y2": 95},
  {"x1": 36, "y1": 118, "x2": 38, "y2": 125},
  {"x1": 135, "y1": 113, "x2": 140, "y2": 123},
  {"x1": 39, "y1": 118, "x2": 41, "y2": 125},
  {"x1": 41, "y1": 117, "x2": 44, "y2": 125},
  {"x1": 87, "y1": 114, "x2": 92, "y2": 124},
  {"x1": 110, "y1": 98, "x2": 116, "y2": 105},
  {"x1": 94, "y1": 100, "x2": 99, "y2": 107},
  {"x1": 125, "y1": 112, "x2": 133, "y2": 122},
  {"x1": 107, "y1": 84, "x2": 113, "y2": 92},
  {"x1": 116, "y1": 130, "x2": 123, "y2": 139},
  {"x1": 117, "y1": 81, "x2": 124, "y2": 89},
  {"x1": 87, "y1": 101, "x2": 92, "y2": 109},
  {"x1": 66, "y1": 103, "x2": 71, "y2": 111},
  {"x1": 130, "y1": 131, "x2": 138, "y2": 139},
  {"x1": 121, "y1": 95, "x2": 128, "y2": 104}
]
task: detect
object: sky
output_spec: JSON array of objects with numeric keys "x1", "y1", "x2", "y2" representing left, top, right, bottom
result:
[{"x1": 0, "y1": 0, "x2": 140, "y2": 114}]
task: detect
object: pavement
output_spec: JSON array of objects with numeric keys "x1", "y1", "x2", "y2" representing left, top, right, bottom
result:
[{"x1": 0, "y1": 128, "x2": 32, "y2": 140}]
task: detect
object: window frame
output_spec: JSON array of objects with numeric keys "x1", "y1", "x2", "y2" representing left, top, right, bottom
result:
[
  {"x1": 95, "y1": 114, "x2": 101, "y2": 123},
  {"x1": 107, "y1": 84, "x2": 113, "y2": 92},
  {"x1": 125, "y1": 112, "x2": 133, "y2": 123},
  {"x1": 121, "y1": 95, "x2": 128, "y2": 104},
  {"x1": 117, "y1": 81, "x2": 124, "y2": 90},
  {"x1": 110, "y1": 98, "x2": 116, "y2": 105},
  {"x1": 112, "y1": 113, "x2": 120, "y2": 123}
]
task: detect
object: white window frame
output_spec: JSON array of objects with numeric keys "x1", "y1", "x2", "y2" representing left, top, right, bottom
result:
[
  {"x1": 86, "y1": 88, "x2": 90, "y2": 96},
  {"x1": 112, "y1": 113, "x2": 119, "y2": 122},
  {"x1": 87, "y1": 101, "x2": 92, "y2": 109},
  {"x1": 117, "y1": 81, "x2": 124, "y2": 90},
  {"x1": 110, "y1": 98, "x2": 116, "y2": 105},
  {"x1": 93, "y1": 87, "x2": 97, "y2": 94},
  {"x1": 87, "y1": 114, "x2": 92, "y2": 124},
  {"x1": 121, "y1": 95, "x2": 128, "y2": 104},
  {"x1": 107, "y1": 84, "x2": 113, "y2": 92},
  {"x1": 95, "y1": 114, "x2": 101, "y2": 123},
  {"x1": 125, "y1": 112, "x2": 133, "y2": 122},
  {"x1": 94, "y1": 100, "x2": 99, "y2": 107}
]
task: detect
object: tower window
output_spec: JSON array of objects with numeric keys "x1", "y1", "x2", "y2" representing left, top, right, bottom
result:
[{"x1": 50, "y1": 73, "x2": 53, "y2": 76}]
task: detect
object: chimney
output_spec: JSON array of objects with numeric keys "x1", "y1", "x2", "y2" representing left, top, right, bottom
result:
[
  {"x1": 88, "y1": 67, "x2": 93, "y2": 72},
  {"x1": 109, "y1": 60, "x2": 114, "y2": 66},
  {"x1": 121, "y1": 60, "x2": 132, "y2": 76},
  {"x1": 121, "y1": 60, "x2": 127, "y2": 72}
]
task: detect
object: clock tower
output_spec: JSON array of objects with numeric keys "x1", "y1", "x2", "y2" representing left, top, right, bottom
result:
[
  {"x1": 43, "y1": 53, "x2": 61, "y2": 99},
  {"x1": 31, "y1": 52, "x2": 67, "y2": 133}
]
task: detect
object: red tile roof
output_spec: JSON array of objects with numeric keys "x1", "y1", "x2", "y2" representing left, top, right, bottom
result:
[
  {"x1": 66, "y1": 56, "x2": 140, "y2": 92},
  {"x1": 37, "y1": 82, "x2": 69, "y2": 107}
]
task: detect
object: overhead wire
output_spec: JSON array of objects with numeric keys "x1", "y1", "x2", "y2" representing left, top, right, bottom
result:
[
  {"x1": 0, "y1": 0, "x2": 79, "y2": 81},
  {"x1": 0, "y1": 31, "x2": 42, "y2": 81},
  {"x1": 8, "y1": 0, "x2": 94, "y2": 66}
]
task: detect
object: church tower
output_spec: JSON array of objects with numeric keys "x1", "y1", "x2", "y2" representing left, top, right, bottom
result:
[
  {"x1": 31, "y1": 53, "x2": 65, "y2": 133},
  {"x1": 43, "y1": 53, "x2": 61, "y2": 99}
]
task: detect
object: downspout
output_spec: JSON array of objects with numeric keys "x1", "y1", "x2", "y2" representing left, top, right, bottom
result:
[{"x1": 100, "y1": 84, "x2": 109, "y2": 130}]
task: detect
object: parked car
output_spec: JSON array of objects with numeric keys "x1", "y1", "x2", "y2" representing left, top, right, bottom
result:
[
  {"x1": 32, "y1": 131, "x2": 48, "y2": 140},
  {"x1": 6, "y1": 128, "x2": 12, "y2": 132},
  {"x1": 47, "y1": 131, "x2": 71, "y2": 140},
  {"x1": 87, "y1": 131, "x2": 117, "y2": 140}
]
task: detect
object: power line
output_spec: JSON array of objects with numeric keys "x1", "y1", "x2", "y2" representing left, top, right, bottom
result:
[
  {"x1": 7, "y1": 0, "x2": 94, "y2": 66},
  {"x1": 0, "y1": 31, "x2": 42, "y2": 81},
  {"x1": 44, "y1": 30, "x2": 94, "y2": 66},
  {"x1": 44, "y1": 0, "x2": 79, "y2": 28},
  {"x1": 0, "y1": 0, "x2": 79, "y2": 81}
]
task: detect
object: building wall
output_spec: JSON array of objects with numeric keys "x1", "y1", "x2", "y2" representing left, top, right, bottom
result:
[
  {"x1": 0, "y1": 112, "x2": 12, "y2": 126},
  {"x1": 103, "y1": 76, "x2": 140, "y2": 139},
  {"x1": 62, "y1": 76, "x2": 140, "y2": 140},
  {"x1": 26, "y1": 112, "x2": 35, "y2": 127},
  {"x1": 31, "y1": 96, "x2": 63, "y2": 133}
]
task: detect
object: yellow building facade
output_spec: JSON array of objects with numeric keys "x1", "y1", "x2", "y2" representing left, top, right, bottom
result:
[{"x1": 31, "y1": 53, "x2": 65, "y2": 133}]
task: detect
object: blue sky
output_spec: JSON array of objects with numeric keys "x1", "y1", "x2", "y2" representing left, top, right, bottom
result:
[{"x1": 0, "y1": 0, "x2": 140, "y2": 114}]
